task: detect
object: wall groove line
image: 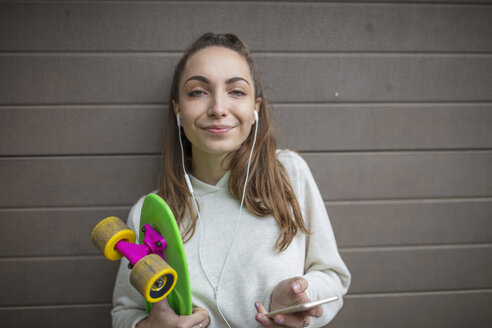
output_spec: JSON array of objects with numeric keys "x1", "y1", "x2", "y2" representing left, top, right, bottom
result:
[
  {"x1": 2, "y1": 51, "x2": 492, "y2": 56},
  {"x1": 345, "y1": 288, "x2": 492, "y2": 298},
  {"x1": 325, "y1": 196, "x2": 492, "y2": 205},
  {"x1": 1, "y1": 196, "x2": 491, "y2": 211},
  {"x1": 0, "y1": 205, "x2": 131, "y2": 212},
  {"x1": 2, "y1": 288, "x2": 492, "y2": 310},
  {"x1": 2, "y1": 52, "x2": 492, "y2": 57},
  {"x1": 0, "y1": 303, "x2": 111, "y2": 311},
  {"x1": 3, "y1": 0, "x2": 492, "y2": 6},
  {"x1": 340, "y1": 243, "x2": 492, "y2": 252},
  {"x1": 1, "y1": 243, "x2": 490, "y2": 261},
  {"x1": 2, "y1": 101, "x2": 492, "y2": 108},
  {"x1": 1, "y1": 149, "x2": 492, "y2": 160},
  {"x1": 0, "y1": 255, "x2": 104, "y2": 262},
  {"x1": 4, "y1": 101, "x2": 492, "y2": 106}
]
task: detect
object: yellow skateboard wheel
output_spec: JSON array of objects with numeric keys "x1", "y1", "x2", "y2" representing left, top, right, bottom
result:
[
  {"x1": 91, "y1": 216, "x2": 136, "y2": 261},
  {"x1": 130, "y1": 254, "x2": 178, "y2": 303}
]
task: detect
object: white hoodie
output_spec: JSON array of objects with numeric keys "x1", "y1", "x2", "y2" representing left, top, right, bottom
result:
[{"x1": 111, "y1": 150, "x2": 351, "y2": 328}]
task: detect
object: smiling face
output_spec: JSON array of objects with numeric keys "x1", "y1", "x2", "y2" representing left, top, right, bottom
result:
[{"x1": 173, "y1": 46, "x2": 261, "y2": 166}]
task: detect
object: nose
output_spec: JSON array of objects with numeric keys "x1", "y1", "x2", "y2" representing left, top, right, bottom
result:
[{"x1": 208, "y1": 90, "x2": 227, "y2": 119}]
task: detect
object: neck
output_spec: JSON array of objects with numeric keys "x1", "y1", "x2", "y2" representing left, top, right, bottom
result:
[{"x1": 191, "y1": 148, "x2": 230, "y2": 185}]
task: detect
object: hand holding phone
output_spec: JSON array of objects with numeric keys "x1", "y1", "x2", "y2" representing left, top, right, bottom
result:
[{"x1": 265, "y1": 296, "x2": 339, "y2": 318}]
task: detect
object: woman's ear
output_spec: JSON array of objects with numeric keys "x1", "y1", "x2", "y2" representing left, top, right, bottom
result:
[
  {"x1": 172, "y1": 99, "x2": 179, "y2": 114},
  {"x1": 252, "y1": 97, "x2": 262, "y2": 124},
  {"x1": 255, "y1": 97, "x2": 262, "y2": 113}
]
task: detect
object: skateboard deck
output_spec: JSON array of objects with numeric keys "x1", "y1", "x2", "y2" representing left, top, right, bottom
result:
[{"x1": 140, "y1": 193, "x2": 192, "y2": 315}]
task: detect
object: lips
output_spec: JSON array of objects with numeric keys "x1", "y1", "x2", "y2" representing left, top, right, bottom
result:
[{"x1": 201, "y1": 124, "x2": 234, "y2": 135}]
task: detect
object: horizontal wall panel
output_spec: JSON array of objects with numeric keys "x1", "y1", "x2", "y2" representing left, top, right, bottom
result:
[
  {"x1": 341, "y1": 245, "x2": 492, "y2": 293},
  {"x1": 2, "y1": 246, "x2": 490, "y2": 306},
  {"x1": 0, "y1": 257, "x2": 118, "y2": 307},
  {"x1": 0, "y1": 207, "x2": 130, "y2": 257},
  {"x1": 0, "y1": 54, "x2": 175, "y2": 105},
  {"x1": 329, "y1": 290, "x2": 492, "y2": 328},
  {"x1": 2, "y1": 199, "x2": 491, "y2": 258},
  {"x1": 275, "y1": 103, "x2": 492, "y2": 151},
  {"x1": 303, "y1": 151, "x2": 492, "y2": 201},
  {"x1": 0, "y1": 105, "x2": 166, "y2": 156},
  {"x1": 1, "y1": 3, "x2": 491, "y2": 52},
  {"x1": 0, "y1": 156, "x2": 160, "y2": 208},
  {"x1": 328, "y1": 199, "x2": 492, "y2": 247},
  {"x1": 0, "y1": 305, "x2": 111, "y2": 328},
  {"x1": 2, "y1": 103, "x2": 492, "y2": 156},
  {"x1": 1, "y1": 151, "x2": 492, "y2": 207},
  {"x1": 2, "y1": 55, "x2": 492, "y2": 104},
  {"x1": 259, "y1": 55, "x2": 492, "y2": 103},
  {"x1": 1, "y1": 292, "x2": 491, "y2": 328}
]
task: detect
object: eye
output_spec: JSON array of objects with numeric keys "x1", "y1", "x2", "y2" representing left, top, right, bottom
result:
[
  {"x1": 188, "y1": 89, "x2": 206, "y2": 97},
  {"x1": 230, "y1": 89, "x2": 246, "y2": 97}
]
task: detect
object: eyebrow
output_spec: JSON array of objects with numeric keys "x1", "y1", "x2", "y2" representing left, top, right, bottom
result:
[{"x1": 184, "y1": 75, "x2": 250, "y2": 86}]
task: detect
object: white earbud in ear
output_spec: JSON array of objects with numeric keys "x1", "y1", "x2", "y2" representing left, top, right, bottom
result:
[
  {"x1": 176, "y1": 113, "x2": 181, "y2": 127},
  {"x1": 254, "y1": 110, "x2": 258, "y2": 122}
]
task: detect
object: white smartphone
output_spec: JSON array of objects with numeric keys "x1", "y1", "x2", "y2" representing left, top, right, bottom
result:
[{"x1": 265, "y1": 296, "x2": 339, "y2": 318}]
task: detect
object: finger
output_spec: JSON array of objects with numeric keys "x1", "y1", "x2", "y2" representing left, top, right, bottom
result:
[
  {"x1": 272, "y1": 313, "x2": 306, "y2": 328},
  {"x1": 254, "y1": 301, "x2": 268, "y2": 314},
  {"x1": 291, "y1": 277, "x2": 308, "y2": 295},
  {"x1": 192, "y1": 315, "x2": 210, "y2": 328},
  {"x1": 201, "y1": 316, "x2": 211, "y2": 327},
  {"x1": 178, "y1": 307, "x2": 209, "y2": 327},
  {"x1": 255, "y1": 312, "x2": 277, "y2": 328},
  {"x1": 192, "y1": 306, "x2": 207, "y2": 314},
  {"x1": 150, "y1": 297, "x2": 172, "y2": 312},
  {"x1": 255, "y1": 302, "x2": 276, "y2": 327},
  {"x1": 307, "y1": 305, "x2": 323, "y2": 318}
]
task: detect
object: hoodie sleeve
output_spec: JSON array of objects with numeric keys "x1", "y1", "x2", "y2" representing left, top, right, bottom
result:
[{"x1": 279, "y1": 150, "x2": 351, "y2": 327}]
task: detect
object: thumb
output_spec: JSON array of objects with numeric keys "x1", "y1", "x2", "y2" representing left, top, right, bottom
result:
[
  {"x1": 290, "y1": 277, "x2": 308, "y2": 295},
  {"x1": 151, "y1": 297, "x2": 173, "y2": 313}
]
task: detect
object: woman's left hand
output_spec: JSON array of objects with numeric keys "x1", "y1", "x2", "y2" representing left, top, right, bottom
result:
[{"x1": 254, "y1": 277, "x2": 322, "y2": 327}]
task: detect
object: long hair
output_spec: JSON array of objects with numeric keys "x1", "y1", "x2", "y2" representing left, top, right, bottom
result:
[{"x1": 158, "y1": 33, "x2": 309, "y2": 252}]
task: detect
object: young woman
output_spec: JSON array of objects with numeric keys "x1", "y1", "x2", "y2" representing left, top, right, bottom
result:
[{"x1": 112, "y1": 33, "x2": 350, "y2": 328}]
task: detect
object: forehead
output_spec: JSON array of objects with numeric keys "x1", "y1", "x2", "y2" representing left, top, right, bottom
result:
[{"x1": 181, "y1": 46, "x2": 252, "y2": 82}]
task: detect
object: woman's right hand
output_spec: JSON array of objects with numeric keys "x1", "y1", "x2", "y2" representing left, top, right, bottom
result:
[{"x1": 136, "y1": 298, "x2": 210, "y2": 328}]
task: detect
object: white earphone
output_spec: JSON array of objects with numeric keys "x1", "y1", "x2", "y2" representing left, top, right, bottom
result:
[
  {"x1": 176, "y1": 110, "x2": 259, "y2": 327},
  {"x1": 176, "y1": 113, "x2": 194, "y2": 194}
]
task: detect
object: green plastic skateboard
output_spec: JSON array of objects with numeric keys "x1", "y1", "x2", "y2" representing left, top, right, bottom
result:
[
  {"x1": 140, "y1": 193, "x2": 192, "y2": 315},
  {"x1": 91, "y1": 193, "x2": 191, "y2": 315}
]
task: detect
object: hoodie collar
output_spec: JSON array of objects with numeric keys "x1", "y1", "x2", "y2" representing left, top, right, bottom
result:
[{"x1": 189, "y1": 171, "x2": 230, "y2": 196}]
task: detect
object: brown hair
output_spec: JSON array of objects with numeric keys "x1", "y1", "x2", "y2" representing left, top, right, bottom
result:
[{"x1": 158, "y1": 33, "x2": 308, "y2": 252}]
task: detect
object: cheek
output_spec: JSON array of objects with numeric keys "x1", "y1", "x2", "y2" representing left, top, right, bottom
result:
[
  {"x1": 181, "y1": 121, "x2": 197, "y2": 142},
  {"x1": 179, "y1": 113, "x2": 198, "y2": 141},
  {"x1": 179, "y1": 102, "x2": 206, "y2": 128},
  {"x1": 239, "y1": 118, "x2": 255, "y2": 140},
  {"x1": 244, "y1": 110, "x2": 257, "y2": 127},
  {"x1": 235, "y1": 101, "x2": 255, "y2": 119}
]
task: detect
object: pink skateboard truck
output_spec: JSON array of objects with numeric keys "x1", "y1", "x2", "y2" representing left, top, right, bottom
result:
[
  {"x1": 115, "y1": 224, "x2": 168, "y2": 269},
  {"x1": 91, "y1": 217, "x2": 178, "y2": 303}
]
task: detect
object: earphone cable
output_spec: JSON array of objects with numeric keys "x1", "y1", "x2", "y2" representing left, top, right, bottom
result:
[
  {"x1": 178, "y1": 113, "x2": 259, "y2": 328},
  {"x1": 178, "y1": 122, "x2": 217, "y2": 294},
  {"x1": 216, "y1": 116, "x2": 258, "y2": 328}
]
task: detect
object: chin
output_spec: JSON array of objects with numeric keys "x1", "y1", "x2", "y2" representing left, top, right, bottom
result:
[{"x1": 198, "y1": 142, "x2": 243, "y2": 156}]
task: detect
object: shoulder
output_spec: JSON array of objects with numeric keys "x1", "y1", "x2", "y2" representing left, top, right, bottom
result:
[
  {"x1": 276, "y1": 149, "x2": 310, "y2": 175},
  {"x1": 276, "y1": 149, "x2": 314, "y2": 190}
]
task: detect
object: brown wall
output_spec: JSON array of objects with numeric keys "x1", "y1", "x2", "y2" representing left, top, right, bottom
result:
[{"x1": 1, "y1": 1, "x2": 491, "y2": 327}]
